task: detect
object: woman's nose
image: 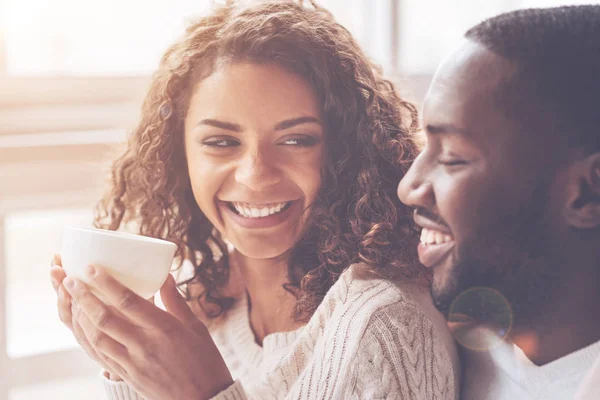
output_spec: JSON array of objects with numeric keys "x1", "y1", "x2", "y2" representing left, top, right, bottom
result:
[{"x1": 234, "y1": 149, "x2": 282, "y2": 192}]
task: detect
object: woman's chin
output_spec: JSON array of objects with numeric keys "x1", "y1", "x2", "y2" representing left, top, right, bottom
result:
[{"x1": 232, "y1": 241, "x2": 293, "y2": 262}]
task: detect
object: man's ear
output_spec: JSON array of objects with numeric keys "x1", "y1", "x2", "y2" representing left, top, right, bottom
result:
[{"x1": 564, "y1": 152, "x2": 600, "y2": 229}]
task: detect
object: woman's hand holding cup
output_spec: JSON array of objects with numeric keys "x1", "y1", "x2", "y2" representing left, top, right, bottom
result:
[{"x1": 50, "y1": 254, "x2": 123, "y2": 381}]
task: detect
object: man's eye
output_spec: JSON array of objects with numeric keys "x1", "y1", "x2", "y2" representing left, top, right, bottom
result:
[
  {"x1": 438, "y1": 158, "x2": 468, "y2": 166},
  {"x1": 279, "y1": 136, "x2": 320, "y2": 147},
  {"x1": 202, "y1": 138, "x2": 240, "y2": 147}
]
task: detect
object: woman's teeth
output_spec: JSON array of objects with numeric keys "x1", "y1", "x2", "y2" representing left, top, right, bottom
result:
[
  {"x1": 232, "y1": 202, "x2": 291, "y2": 218},
  {"x1": 420, "y1": 228, "x2": 453, "y2": 245}
]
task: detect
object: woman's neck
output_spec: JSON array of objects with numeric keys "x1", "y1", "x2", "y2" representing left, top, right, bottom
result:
[{"x1": 233, "y1": 251, "x2": 302, "y2": 345}]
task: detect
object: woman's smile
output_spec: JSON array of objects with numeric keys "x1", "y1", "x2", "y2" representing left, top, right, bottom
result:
[
  {"x1": 219, "y1": 199, "x2": 303, "y2": 230},
  {"x1": 229, "y1": 201, "x2": 294, "y2": 218}
]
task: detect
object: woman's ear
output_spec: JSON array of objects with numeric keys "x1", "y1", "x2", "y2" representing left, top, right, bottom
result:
[{"x1": 564, "y1": 152, "x2": 600, "y2": 229}]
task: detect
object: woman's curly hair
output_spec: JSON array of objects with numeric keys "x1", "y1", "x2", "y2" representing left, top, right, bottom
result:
[{"x1": 94, "y1": 0, "x2": 425, "y2": 322}]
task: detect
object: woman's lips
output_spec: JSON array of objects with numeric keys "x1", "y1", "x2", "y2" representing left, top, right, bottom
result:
[{"x1": 221, "y1": 199, "x2": 301, "y2": 229}]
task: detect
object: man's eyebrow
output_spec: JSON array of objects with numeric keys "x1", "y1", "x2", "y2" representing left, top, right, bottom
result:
[
  {"x1": 274, "y1": 116, "x2": 322, "y2": 131},
  {"x1": 426, "y1": 124, "x2": 471, "y2": 136},
  {"x1": 197, "y1": 119, "x2": 241, "y2": 132}
]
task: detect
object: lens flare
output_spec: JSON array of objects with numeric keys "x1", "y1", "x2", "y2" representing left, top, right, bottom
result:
[{"x1": 447, "y1": 287, "x2": 513, "y2": 351}]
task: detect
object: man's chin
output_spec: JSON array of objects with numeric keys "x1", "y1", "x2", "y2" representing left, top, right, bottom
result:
[
  {"x1": 428, "y1": 259, "x2": 465, "y2": 316},
  {"x1": 431, "y1": 279, "x2": 462, "y2": 317}
]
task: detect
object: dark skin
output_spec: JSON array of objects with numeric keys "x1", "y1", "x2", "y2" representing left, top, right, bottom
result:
[{"x1": 397, "y1": 40, "x2": 600, "y2": 366}]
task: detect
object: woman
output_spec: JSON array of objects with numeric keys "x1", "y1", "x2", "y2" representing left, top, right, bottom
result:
[{"x1": 50, "y1": 1, "x2": 460, "y2": 399}]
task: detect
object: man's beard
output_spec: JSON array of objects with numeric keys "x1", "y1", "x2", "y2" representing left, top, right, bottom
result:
[{"x1": 432, "y1": 182, "x2": 566, "y2": 330}]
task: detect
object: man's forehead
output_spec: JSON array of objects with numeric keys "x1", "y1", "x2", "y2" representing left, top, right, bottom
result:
[
  {"x1": 422, "y1": 40, "x2": 517, "y2": 135},
  {"x1": 438, "y1": 41, "x2": 514, "y2": 84}
]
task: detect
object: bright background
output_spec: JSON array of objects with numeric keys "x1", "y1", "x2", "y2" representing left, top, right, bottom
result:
[{"x1": 1, "y1": 0, "x2": 596, "y2": 398}]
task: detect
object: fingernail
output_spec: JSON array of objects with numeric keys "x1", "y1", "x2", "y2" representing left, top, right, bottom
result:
[
  {"x1": 85, "y1": 265, "x2": 97, "y2": 278},
  {"x1": 64, "y1": 278, "x2": 76, "y2": 290}
]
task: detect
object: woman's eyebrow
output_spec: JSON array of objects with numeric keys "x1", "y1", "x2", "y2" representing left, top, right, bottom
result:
[
  {"x1": 197, "y1": 119, "x2": 241, "y2": 132},
  {"x1": 274, "y1": 116, "x2": 322, "y2": 131},
  {"x1": 196, "y1": 116, "x2": 322, "y2": 132}
]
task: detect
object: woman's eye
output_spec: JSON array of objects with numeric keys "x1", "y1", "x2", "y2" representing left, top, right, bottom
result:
[
  {"x1": 202, "y1": 138, "x2": 240, "y2": 147},
  {"x1": 280, "y1": 136, "x2": 320, "y2": 147}
]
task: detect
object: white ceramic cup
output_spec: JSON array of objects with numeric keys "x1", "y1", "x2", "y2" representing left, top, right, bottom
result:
[{"x1": 61, "y1": 226, "x2": 177, "y2": 300}]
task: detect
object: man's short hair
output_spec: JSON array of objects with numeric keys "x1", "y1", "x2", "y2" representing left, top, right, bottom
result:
[{"x1": 465, "y1": 5, "x2": 600, "y2": 152}]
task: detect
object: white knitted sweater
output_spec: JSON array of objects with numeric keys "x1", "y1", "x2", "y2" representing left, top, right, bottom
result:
[{"x1": 103, "y1": 264, "x2": 460, "y2": 399}]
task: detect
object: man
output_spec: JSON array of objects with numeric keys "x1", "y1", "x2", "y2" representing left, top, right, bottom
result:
[{"x1": 397, "y1": 5, "x2": 600, "y2": 400}]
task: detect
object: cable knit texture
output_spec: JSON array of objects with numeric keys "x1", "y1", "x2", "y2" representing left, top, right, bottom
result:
[{"x1": 103, "y1": 264, "x2": 459, "y2": 399}]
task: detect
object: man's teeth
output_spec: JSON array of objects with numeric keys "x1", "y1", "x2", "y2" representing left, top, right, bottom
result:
[
  {"x1": 420, "y1": 228, "x2": 453, "y2": 245},
  {"x1": 232, "y1": 202, "x2": 290, "y2": 218}
]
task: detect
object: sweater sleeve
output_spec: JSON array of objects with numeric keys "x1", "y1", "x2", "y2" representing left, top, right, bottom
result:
[
  {"x1": 102, "y1": 374, "x2": 144, "y2": 400},
  {"x1": 102, "y1": 373, "x2": 248, "y2": 400},
  {"x1": 209, "y1": 380, "x2": 247, "y2": 400},
  {"x1": 343, "y1": 303, "x2": 457, "y2": 400}
]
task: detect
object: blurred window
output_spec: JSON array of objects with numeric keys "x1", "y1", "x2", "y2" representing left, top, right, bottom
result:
[
  {"x1": 3, "y1": 0, "x2": 213, "y2": 76},
  {"x1": 397, "y1": 0, "x2": 599, "y2": 75},
  {"x1": 2, "y1": 0, "x2": 389, "y2": 77}
]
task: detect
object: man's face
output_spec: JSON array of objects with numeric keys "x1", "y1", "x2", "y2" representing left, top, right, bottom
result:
[{"x1": 397, "y1": 41, "x2": 566, "y2": 323}]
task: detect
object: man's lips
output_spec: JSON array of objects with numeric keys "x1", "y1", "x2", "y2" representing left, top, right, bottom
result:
[
  {"x1": 418, "y1": 241, "x2": 454, "y2": 268},
  {"x1": 414, "y1": 213, "x2": 455, "y2": 268},
  {"x1": 413, "y1": 212, "x2": 451, "y2": 234}
]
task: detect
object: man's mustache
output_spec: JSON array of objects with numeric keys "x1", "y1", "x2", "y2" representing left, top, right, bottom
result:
[{"x1": 413, "y1": 207, "x2": 451, "y2": 230}]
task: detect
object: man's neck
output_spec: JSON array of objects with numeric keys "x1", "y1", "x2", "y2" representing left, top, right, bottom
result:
[{"x1": 511, "y1": 269, "x2": 600, "y2": 366}]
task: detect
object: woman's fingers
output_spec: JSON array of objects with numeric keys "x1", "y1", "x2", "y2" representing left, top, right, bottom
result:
[
  {"x1": 64, "y1": 277, "x2": 144, "y2": 359},
  {"x1": 102, "y1": 357, "x2": 128, "y2": 383},
  {"x1": 161, "y1": 274, "x2": 206, "y2": 333},
  {"x1": 51, "y1": 254, "x2": 127, "y2": 379},
  {"x1": 50, "y1": 266, "x2": 67, "y2": 294},
  {"x1": 72, "y1": 310, "x2": 125, "y2": 381},
  {"x1": 71, "y1": 307, "x2": 104, "y2": 364},
  {"x1": 52, "y1": 253, "x2": 62, "y2": 267},
  {"x1": 72, "y1": 303, "x2": 127, "y2": 379},
  {"x1": 57, "y1": 283, "x2": 73, "y2": 328},
  {"x1": 50, "y1": 254, "x2": 64, "y2": 293},
  {"x1": 81, "y1": 266, "x2": 167, "y2": 328}
]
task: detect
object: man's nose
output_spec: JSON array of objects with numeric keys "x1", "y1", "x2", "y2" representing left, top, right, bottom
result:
[{"x1": 397, "y1": 152, "x2": 435, "y2": 210}]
